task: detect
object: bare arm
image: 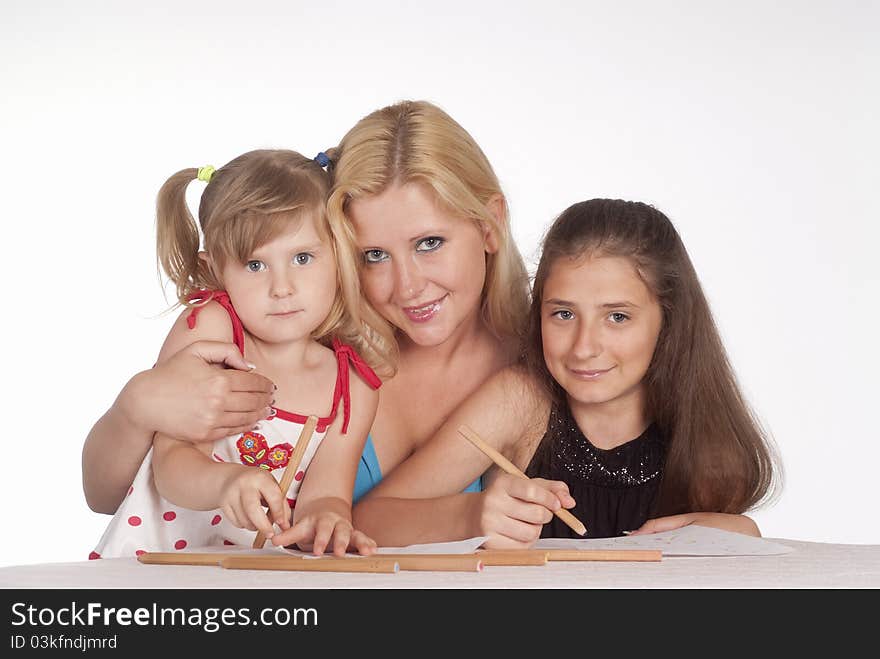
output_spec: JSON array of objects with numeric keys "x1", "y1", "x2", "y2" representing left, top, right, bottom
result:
[
  {"x1": 352, "y1": 367, "x2": 574, "y2": 548},
  {"x1": 271, "y1": 370, "x2": 380, "y2": 555},
  {"x1": 81, "y1": 305, "x2": 275, "y2": 514},
  {"x1": 629, "y1": 512, "x2": 762, "y2": 537}
]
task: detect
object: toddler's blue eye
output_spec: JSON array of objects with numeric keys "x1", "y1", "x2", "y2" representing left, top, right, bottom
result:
[
  {"x1": 294, "y1": 253, "x2": 313, "y2": 265},
  {"x1": 246, "y1": 260, "x2": 265, "y2": 272}
]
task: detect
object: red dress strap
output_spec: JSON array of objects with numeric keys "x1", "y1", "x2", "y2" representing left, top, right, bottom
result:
[
  {"x1": 185, "y1": 290, "x2": 247, "y2": 357},
  {"x1": 329, "y1": 339, "x2": 382, "y2": 434}
]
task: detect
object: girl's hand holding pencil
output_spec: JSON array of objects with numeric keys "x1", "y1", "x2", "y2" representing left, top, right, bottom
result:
[
  {"x1": 218, "y1": 467, "x2": 292, "y2": 540},
  {"x1": 474, "y1": 474, "x2": 577, "y2": 550}
]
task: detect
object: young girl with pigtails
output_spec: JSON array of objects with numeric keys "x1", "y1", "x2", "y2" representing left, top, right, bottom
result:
[{"x1": 91, "y1": 149, "x2": 394, "y2": 559}]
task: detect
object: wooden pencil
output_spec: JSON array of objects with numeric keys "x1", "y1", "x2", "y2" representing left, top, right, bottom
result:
[
  {"x1": 545, "y1": 549, "x2": 662, "y2": 562},
  {"x1": 457, "y1": 424, "x2": 588, "y2": 536},
  {"x1": 378, "y1": 555, "x2": 483, "y2": 572},
  {"x1": 253, "y1": 415, "x2": 319, "y2": 549},
  {"x1": 220, "y1": 555, "x2": 399, "y2": 573},
  {"x1": 473, "y1": 550, "x2": 548, "y2": 566},
  {"x1": 137, "y1": 552, "x2": 226, "y2": 566}
]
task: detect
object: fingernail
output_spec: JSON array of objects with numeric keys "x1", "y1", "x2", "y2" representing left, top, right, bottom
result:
[
  {"x1": 621, "y1": 530, "x2": 634, "y2": 535},
  {"x1": 246, "y1": 362, "x2": 256, "y2": 371}
]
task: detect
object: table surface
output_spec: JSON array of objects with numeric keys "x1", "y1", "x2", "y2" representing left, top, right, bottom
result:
[{"x1": 2, "y1": 538, "x2": 879, "y2": 588}]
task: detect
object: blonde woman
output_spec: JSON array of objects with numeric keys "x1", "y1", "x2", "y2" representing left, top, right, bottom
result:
[{"x1": 84, "y1": 101, "x2": 570, "y2": 549}]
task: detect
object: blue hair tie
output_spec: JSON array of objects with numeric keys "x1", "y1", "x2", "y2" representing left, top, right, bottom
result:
[{"x1": 314, "y1": 152, "x2": 330, "y2": 168}]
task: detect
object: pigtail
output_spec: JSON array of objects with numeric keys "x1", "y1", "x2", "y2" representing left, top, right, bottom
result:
[{"x1": 156, "y1": 168, "x2": 217, "y2": 306}]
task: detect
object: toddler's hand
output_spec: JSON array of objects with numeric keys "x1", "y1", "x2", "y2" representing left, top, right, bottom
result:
[
  {"x1": 270, "y1": 511, "x2": 376, "y2": 557},
  {"x1": 219, "y1": 467, "x2": 291, "y2": 539}
]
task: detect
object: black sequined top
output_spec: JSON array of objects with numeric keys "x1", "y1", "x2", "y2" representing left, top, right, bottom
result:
[{"x1": 525, "y1": 403, "x2": 667, "y2": 539}]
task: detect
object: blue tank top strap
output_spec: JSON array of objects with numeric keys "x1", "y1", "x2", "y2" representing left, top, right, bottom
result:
[
  {"x1": 352, "y1": 434, "x2": 482, "y2": 503},
  {"x1": 353, "y1": 434, "x2": 381, "y2": 503}
]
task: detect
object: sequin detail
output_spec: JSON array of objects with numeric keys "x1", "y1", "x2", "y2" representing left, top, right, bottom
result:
[{"x1": 541, "y1": 406, "x2": 665, "y2": 489}]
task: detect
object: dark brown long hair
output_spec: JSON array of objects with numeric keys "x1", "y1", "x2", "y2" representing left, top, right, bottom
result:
[{"x1": 525, "y1": 199, "x2": 780, "y2": 515}]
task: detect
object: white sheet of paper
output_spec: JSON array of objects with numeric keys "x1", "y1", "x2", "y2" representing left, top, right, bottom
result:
[
  {"x1": 375, "y1": 536, "x2": 489, "y2": 555},
  {"x1": 535, "y1": 525, "x2": 794, "y2": 556}
]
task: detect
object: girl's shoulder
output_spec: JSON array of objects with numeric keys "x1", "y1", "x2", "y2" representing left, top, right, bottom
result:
[{"x1": 156, "y1": 300, "x2": 235, "y2": 364}]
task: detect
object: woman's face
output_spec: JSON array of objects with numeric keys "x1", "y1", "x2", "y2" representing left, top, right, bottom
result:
[{"x1": 348, "y1": 182, "x2": 498, "y2": 347}]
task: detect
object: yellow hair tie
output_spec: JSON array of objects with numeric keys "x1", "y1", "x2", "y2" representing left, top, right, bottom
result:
[{"x1": 197, "y1": 165, "x2": 216, "y2": 183}]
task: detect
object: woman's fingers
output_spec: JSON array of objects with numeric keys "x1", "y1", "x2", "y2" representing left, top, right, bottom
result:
[{"x1": 223, "y1": 392, "x2": 275, "y2": 414}]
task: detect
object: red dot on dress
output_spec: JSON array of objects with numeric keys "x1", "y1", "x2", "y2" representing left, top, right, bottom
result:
[
  {"x1": 88, "y1": 551, "x2": 101, "y2": 560},
  {"x1": 211, "y1": 514, "x2": 222, "y2": 526},
  {"x1": 294, "y1": 471, "x2": 305, "y2": 482},
  {"x1": 287, "y1": 498, "x2": 296, "y2": 507},
  {"x1": 128, "y1": 516, "x2": 142, "y2": 527},
  {"x1": 174, "y1": 540, "x2": 187, "y2": 550},
  {"x1": 163, "y1": 511, "x2": 177, "y2": 521},
  {"x1": 223, "y1": 540, "x2": 235, "y2": 546},
  {"x1": 135, "y1": 550, "x2": 145, "y2": 556}
]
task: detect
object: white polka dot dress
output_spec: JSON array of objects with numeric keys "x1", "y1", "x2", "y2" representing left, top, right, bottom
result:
[{"x1": 89, "y1": 291, "x2": 381, "y2": 559}]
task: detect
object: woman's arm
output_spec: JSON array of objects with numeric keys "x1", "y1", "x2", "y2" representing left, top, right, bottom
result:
[
  {"x1": 81, "y1": 306, "x2": 275, "y2": 514},
  {"x1": 271, "y1": 370, "x2": 380, "y2": 556},
  {"x1": 352, "y1": 367, "x2": 574, "y2": 548}
]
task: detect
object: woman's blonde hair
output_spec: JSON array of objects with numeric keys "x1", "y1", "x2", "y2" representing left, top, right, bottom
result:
[
  {"x1": 155, "y1": 148, "x2": 391, "y2": 372},
  {"x1": 326, "y1": 100, "x2": 530, "y2": 353}
]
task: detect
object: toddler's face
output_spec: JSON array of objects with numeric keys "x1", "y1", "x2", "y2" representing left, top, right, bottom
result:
[
  {"x1": 541, "y1": 254, "x2": 662, "y2": 414},
  {"x1": 218, "y1": 213, "x2": 337, "y2": 345},
  {"x1": 348, "y1": 181, "x2": 496, "y2": 348}
]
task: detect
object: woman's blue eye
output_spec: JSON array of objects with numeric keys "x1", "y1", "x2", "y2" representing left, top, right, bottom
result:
[
  {"x1": 552, "y1": 310, "x2": 574, "y2": 320},
  {"x1": 246, "y1": 260, "x2": 266, "y2": 272},
  {"x1": 294, "y1": 253, "x2": 313, "y2": 266},
  {"x1": 609, "y1": 312, "x2": 629, "y2": 323},
  {"x1": 364, "y1": 249, "x2": 388, "y2": 264},
  {"x1": 416, "y1": 237, "x2": 444, "y2": 252}
]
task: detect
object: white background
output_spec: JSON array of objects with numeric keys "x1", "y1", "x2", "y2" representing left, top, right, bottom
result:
[{"x1": 1, "y1": 1, "x2": 877, "y2": 568}]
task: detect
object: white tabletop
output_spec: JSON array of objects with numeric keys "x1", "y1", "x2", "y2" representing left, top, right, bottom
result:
[{"x1": 1, "y1": 538, "x2": 878, "y2": 588}]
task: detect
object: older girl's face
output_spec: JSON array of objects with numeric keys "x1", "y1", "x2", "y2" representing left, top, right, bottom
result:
[
  {"x1": 348, "y1": 182, "x2": 498, "y2": 347},
  {"x1": 541, "y1": 254, "x2": 662, "y2": 412}
]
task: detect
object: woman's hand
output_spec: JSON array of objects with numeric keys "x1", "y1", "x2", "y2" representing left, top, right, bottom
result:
[
  {"x1": 271, "y1": 508, "x2": 377, "y2": 557},
  {"x1": 125, "y1": 340, "x2": 276, "y2": 443},
  {"x1": 218, "y1": 466, "x2": 292, "y2": 539},
  {"x1": 627, "y1": 512, "x2": 761, "y2": 537},
  {"x1": 474, "y1": 474, "x2": 576, "y2": 549}
]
